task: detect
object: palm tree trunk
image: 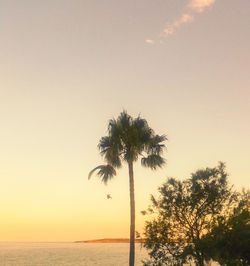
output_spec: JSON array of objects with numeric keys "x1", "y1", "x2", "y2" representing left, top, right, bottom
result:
[{"x1": 128, "y1": 161, "x2": 135, "y2": 266}]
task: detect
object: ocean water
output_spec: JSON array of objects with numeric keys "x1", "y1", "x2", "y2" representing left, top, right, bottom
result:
[{"x1": 0, "y1": 242, "x2": 148, "y2": 266}]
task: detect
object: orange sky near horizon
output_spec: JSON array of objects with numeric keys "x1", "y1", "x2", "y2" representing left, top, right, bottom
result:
[{"x1": 0, "y1": 0, "x2": 250, "y2": 241}]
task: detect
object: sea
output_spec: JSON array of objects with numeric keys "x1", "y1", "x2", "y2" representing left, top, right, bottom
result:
[{"x1": 0, "y1": 242, "x2": 148, "y2": 266}]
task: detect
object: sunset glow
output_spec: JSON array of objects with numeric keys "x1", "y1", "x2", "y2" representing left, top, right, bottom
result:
[{"x1": 0, "y1": 0, "x2": 250, "y2": 243}]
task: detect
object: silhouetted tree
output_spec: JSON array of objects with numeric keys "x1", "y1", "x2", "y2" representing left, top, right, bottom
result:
[
  {"x1": 89, "y1": 111, "x2": 167, "y2": 266},
  {"x1": 201, "y1": 190, "x2": 250, "y2": 265},
  {"x1": 143, "y1": 163, "x2": 237, "y2": 266}
]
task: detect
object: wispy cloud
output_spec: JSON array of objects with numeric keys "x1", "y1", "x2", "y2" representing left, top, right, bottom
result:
[
  {"x1": 162, "y1": 13, "x2": 194, "y2": 37},
  {"x1": 146, "y1": 0, "x2": 216, "y2": 43},
  {"x1": 161, "y1": 0, "x2": 216, "y2": 37},
  {"x1": 145, "y1": 39, "x2": 155, "y2": 45},
  {"x1": 189, "y1": 0, "x2": 216, "y2": 13}
]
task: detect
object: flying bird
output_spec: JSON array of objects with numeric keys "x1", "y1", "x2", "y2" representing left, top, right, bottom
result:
[{"x1": 106, "y1": 194, "x2": 112, "y2": 199}]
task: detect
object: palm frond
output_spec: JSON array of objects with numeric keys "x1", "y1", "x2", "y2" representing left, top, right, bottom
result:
[
  {"x1": 108, "y1": 118, "x2": 121, "y2": 140},
  {"x1": 98, "y1": 136, "x2": 111, "y2": 152},
  {"x1": 133, "y1": 117, "x2": 150, "y2": 133},
  {"x1": 117, "y1": 110, "x2": 132, "y2": 130},
  {"x1": 98, "y1": 136, "x2": 122, "y2": 168},
  {"x1": 105, "y1": 153, "x2": 122, "y2": 168},
  {"x1": 88, "y1": 165, "x2": 116, "y2": 185},
  {"x1": 146, "y1": 134, "x2": 167, "y2": 155},
  {"x1": 141, "y1": 154, "x2": 166, "y2": 170}
]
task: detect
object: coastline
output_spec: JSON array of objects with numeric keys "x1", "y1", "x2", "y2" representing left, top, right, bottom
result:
[{"x1": 75, "y1": 238, "x2": 144, "y2": 244}]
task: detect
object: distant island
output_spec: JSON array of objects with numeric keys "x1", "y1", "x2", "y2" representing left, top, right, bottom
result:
[{"x1": 75, "y1": 238, "x2": 144, "y2": 243}]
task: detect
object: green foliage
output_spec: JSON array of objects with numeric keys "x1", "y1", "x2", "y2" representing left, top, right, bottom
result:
[
  {"x1": 143, "y1": 163, "x2": 243, "y2": 266},
  {"x1": 89, "y1": 110, "x2": 167, "y2": 183}
]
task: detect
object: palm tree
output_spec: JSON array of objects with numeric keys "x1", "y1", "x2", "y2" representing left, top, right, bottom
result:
[{"x1": 88, "y1": 111, "x2": 167, "y2": 266}]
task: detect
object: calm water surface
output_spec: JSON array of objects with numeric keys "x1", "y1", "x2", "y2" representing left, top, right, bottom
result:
[{"x1": 0, "y1": 242, "x2": 148, "y2": 266}]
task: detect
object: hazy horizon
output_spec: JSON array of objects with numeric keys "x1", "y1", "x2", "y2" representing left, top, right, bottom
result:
[{"x1": 1, "y1": 0, "x2": 250, "y2": 242}]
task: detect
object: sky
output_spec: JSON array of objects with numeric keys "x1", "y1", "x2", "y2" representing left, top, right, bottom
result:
[{"x1": 0, "y1": 0, "x2": 250, "y2": 242}]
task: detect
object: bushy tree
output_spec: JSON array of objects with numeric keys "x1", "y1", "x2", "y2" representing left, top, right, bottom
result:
[
  {"x1": 143, "y1": 163, "x2": 238, "y2": 266},
  {"x1": 201, "y1": 190, "x2": 250, "y2": 265}
]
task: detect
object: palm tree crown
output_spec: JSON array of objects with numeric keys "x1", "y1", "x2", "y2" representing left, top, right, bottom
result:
[{"x1": 89, "y1": 111, "x2": 167, "y2": 183}]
